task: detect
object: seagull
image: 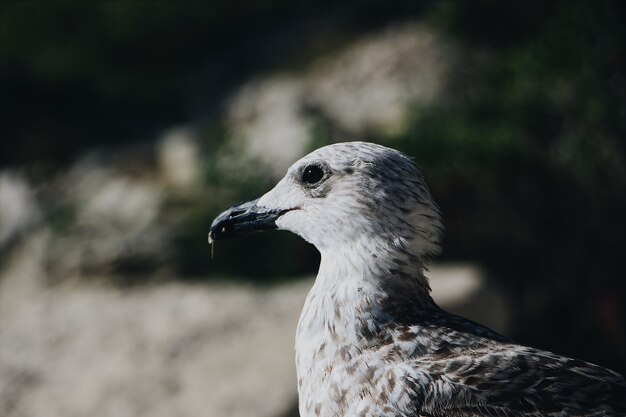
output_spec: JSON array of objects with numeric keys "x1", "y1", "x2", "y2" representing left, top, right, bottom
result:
[{"x1": 209, "y1": 142, "x2": 625, "y2": 417}]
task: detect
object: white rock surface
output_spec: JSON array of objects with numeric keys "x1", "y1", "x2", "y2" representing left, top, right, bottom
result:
[
  {"x1": 158, "y1": 127, "x2": 201, "y2": 191},
  {"x1": 428, "y1": 264, "x2": 509, "y2": 333},
  {"x1": 307, "y1": 23, "x2": 446, "y2": 134},
  {"x1": 0, "y1": 244, "x2": 506, "y2": 417},
  {"x1": 0, "y1": 281, "x2": 308, "y2": 417},
  {"x1": 41, "y1": 153, "x2": 172, "y2": 279},
  {"x1": 225, "y1": 22, "x2": 451, "y2": 179},
  {"x1": 0, "y1": 235, "x2": 309, "y2": 417},
  {"x1": 226, "y1": 77, "x2": 312, "y2": 179},
  {"x1": 0, "y1": 172, "x2": 40, "y2": 248},
  {"x1": 73, "y1": 171, "x2": 162, "y2": 232}
]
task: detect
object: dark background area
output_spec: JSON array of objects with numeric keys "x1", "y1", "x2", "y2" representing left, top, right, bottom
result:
[
  {"x1": 0, "y1": 0, "x2": 429, "y2": 167},
  {"x1": 1, "y1": 0, "x2": 625, "y2": 376}
]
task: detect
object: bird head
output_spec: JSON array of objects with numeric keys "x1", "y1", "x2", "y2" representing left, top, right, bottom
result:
[{"x1": 209, "y1": 142, "x2": 443, "y2": 261}]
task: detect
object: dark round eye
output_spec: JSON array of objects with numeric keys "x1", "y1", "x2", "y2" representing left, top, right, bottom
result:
[{"x1": 302, "y1": 164, "x2": 324, "y2": 184}]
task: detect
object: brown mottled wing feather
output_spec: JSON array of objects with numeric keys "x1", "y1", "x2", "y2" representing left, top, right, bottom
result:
[{"x1": 415, "y1": 347, "x2": 626, "y2": 417}]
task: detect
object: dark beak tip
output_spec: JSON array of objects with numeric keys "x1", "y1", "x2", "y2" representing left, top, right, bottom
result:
[
  {"x1": 208, "y1": 198, "x2": 280, "y2": 242},
  {"x1": 208, "y1": 219, "x2": 229, "y2": 242}
]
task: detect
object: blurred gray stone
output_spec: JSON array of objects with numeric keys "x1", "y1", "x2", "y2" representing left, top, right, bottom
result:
[
  {"x1": 0, "y1": 268, "x2": 310, "y2": 417},
  {"x1": 225, "y1": 22, "x2": 451, "y2": 178},
  {"x1": 157, "y1": 127, "x2": 201, "y2": 192},
  {"x1": 307, "y1": 23, "x2": 447, "y2": 134},
  {"x1": 428, "y1": 264, "x2": 509, "y2": 334},
  {"x1": 78, "y1": 175, "x2": 161, "y2": 231},
  {"x1": 0, "y1": 172, "x2": 40, "y2": 250},
  {"x1": 43, "y1": 153, "x2": 171, "y2": 279},
  {"x1": 0, "y1": 257, "x2": 507, "y2": 417},
  {"x1": 226, "y1": 77, "x2": 312, "y2": 179}
]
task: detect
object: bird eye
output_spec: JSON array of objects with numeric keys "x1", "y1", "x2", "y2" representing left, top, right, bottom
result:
[{"x1": 302, "y1": 164, "x2": 324, "y2": 185}]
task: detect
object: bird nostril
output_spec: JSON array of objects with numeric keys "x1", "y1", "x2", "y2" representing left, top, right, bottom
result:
[{"x1": 230, "y1": 209, "x2": 245, "y2": 218}]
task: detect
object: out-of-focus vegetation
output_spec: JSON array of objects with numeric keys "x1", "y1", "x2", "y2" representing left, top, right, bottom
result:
[
  {"x1": 0, "y1": 0, "x2": 428, "y2": 167},
  {"x1": 388, "y1": 1, "x2": 626, "y2": 372},
  {"x1": 1, "y1": 0, "x2": 624, "y2": 374}
]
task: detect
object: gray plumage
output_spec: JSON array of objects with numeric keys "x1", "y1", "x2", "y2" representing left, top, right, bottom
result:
[{"x1": 209, "y1": 141, "x2": 626, "y2": 417}]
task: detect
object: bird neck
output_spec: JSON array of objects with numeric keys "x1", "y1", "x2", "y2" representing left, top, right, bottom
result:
[{"x1": 298, "y1": 236, "x2": 435, "y2": 345}]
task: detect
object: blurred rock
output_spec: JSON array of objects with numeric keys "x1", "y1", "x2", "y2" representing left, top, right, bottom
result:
[
  {"x1": 0, "y1": 275, "x2": 311, "y2": 417},
  {"x1": 77, "y1": 174, "x2": 162, "y2": 232},
  {"x1": 226, "y1": 22, "x2": 450, "y2": 178},
  {"x1": 158, "y1": 128, "x2": 201, "y2": 191},
  {"x1": 308, "y1": 23, "x2": 447, "y2": 134},
  {"x1": 226, "y1": 77, "x2": 312, "y2": 178},
  {"x1": 0, "y1": 260, "x2": 506, "y2": 417},
  {"x1": 0, "y1": 230, "x2": 49, "y2": 312},
  {"x1": 428, "y1": 263, "x2": 484, "y2": 306},
  {"x1": 44, "y1": 153, "x2": 171, "y2": 280},
  {"x1": 0, "y1": 172, "x2": 40, "y2": 250},
  {"x1": 428, "y1": 264, "x2": 509, "y2": 334}
]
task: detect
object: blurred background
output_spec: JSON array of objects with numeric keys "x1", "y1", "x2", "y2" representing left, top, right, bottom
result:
[{"x1": 1, "y1": 1, "x2": 625, "y2": 416}]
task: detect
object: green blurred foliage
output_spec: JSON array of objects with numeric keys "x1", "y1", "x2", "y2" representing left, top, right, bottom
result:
[
  {"x1": 1, "y1": 0, "x2": 290, "y2": 165},
  {"x1": 385, "y1": 0, "x2": 626, "y2": 371},
  {"x1": 411, "y1": 0, "x2": 626, "y2": 278},
  {"x1": 0, "y1": 0, "x2": 429, "y2": 167}
]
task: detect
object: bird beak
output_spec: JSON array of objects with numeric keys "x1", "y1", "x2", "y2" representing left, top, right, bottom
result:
[{"x1": 208, "y1": 198, "x2": 290, "y2": 242}]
